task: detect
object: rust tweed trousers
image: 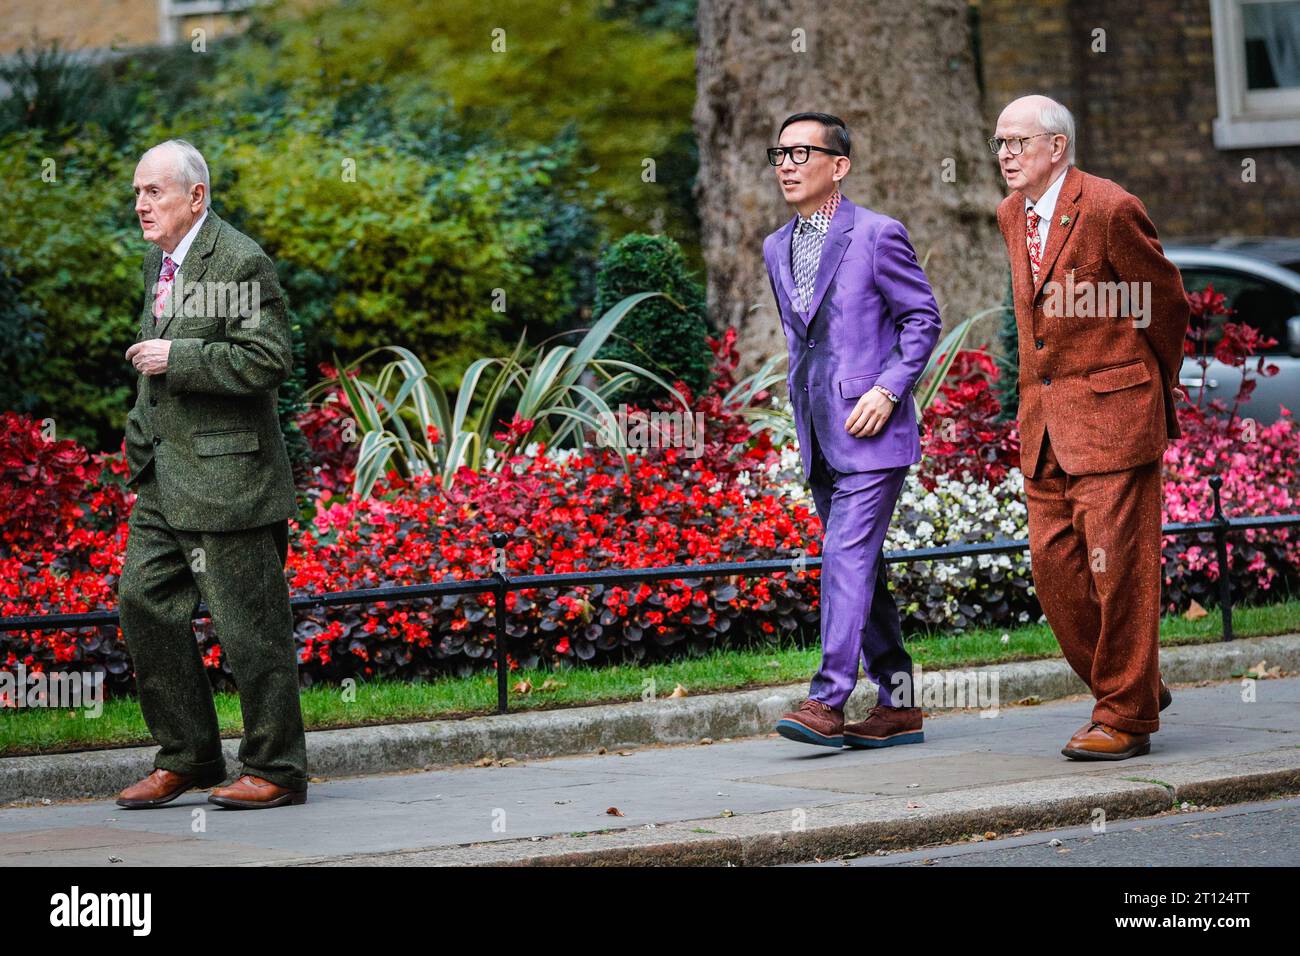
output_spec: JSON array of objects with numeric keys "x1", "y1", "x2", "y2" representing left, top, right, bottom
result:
[{"x1": 1024, "y1": 431, "x2": 1164, "y2": 734}]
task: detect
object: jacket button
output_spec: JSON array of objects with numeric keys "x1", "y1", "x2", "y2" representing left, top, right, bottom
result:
[
  {"x1": 802, "y1": 385, "x2": 808, "y2": 392},
  {"x1": 1034, "y1": 339, "x2": 1044, "y2": 350},
  {"x1": 153, "y1": 436, "x2": 161, "y2": 446},
  {"x1": 808, "y1": 339, "x2": 816, "y2": 348},
  {"x1": 1042, "y1": 376, "x2": 1052, "y2": 386}
]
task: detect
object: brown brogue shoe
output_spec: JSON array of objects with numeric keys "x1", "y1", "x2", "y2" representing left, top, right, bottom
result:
[
  {"x1": 207, "y1": 774, "x2": 307, "y2": 809},
  {"x1": 116, "y1": 768, "x2": 203, "y2": 809},
  {"x1": 776, "y1": 699, "x2": 844, "y2": 748},
  {"x1": 1061, "y1": 721, "x2": 1151, "y2": 761},
  {"x1": 843, "y1": 705, "x2": 924, "y2": 749}
]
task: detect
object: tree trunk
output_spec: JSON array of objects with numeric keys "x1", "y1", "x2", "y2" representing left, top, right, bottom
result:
[{"x1": 694, "y1": 0, "x2": 1006, "y2": 373}]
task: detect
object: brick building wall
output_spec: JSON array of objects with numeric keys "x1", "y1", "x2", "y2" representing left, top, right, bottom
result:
[
  {"x1": 0, "y1": 0, "x2": 257, "y2": 56},
  {"x1": 978, "y1": 0, "x2": 1300, "y2": 238},
  {"x1": 1, "y1": 0, "x2": 160, "y2": 54}
]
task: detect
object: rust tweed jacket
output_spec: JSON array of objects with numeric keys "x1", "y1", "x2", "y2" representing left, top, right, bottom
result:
[{"x1": 996, "y1": 165, "x2": 1190, "y2": 478}]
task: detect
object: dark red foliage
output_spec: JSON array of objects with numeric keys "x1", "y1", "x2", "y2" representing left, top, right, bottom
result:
[{"x1": 918, "y1": 347, "x2": 1020, "y2": 488}]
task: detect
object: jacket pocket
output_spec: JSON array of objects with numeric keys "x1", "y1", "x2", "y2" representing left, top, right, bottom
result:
[
  {"x1": 1087, "y1": 359, "x2": 1150, "y2": 393},
  {"x1": 174, "y1": 316, "x2": 219, "y2": 337},
  {"x1": 1068, "y1": 257, "x2": 1104, "y2": 282},
  {"x1": 194, "y1": 429, "x2": 260, "y2": 456},
  {"x1": 838, "y1": 373, "x2": 880, "y2": 399}
]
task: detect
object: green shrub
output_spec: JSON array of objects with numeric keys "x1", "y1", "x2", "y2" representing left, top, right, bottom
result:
[
  {"x1": 594, "y1": 233, "x2": 711, "y2": 405},
  {"x1": 0, "y1": 129, "x2": 141, "y2": 447},
  {"x1": 212, "y1": 0, "x2": 697, "y2": 244}
]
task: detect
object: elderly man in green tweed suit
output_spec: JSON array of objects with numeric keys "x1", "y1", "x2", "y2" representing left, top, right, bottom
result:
[{"x1": 115, "y1": 140, "x2": 308, "y2": 810}]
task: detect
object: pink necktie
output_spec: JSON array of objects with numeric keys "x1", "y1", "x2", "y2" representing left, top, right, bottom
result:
[
  {"x1": 153, "y1": 256, "x2": 177, "y2": 323},
  {"x1": 1025, "y1": 209, "x2": 1043, "y2": 284}
]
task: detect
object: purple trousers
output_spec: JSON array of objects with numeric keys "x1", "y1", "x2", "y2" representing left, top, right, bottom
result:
[{"x1": 806, "y1": 422, "x2": 914, "y2": 711}]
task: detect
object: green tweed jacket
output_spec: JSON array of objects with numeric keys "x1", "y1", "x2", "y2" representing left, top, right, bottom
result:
[{"x1": 124, "y1": 211, "x2": 297, "y2": 532}]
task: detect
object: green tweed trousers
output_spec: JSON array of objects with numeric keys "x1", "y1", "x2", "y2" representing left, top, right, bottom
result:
[{"x1": 118, "y1": 468, "x2": 308, "y2": 791}]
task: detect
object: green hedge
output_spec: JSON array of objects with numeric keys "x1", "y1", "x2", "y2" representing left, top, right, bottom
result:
[{"x1": 595, "y1": 233, "x2": 712, "y2": 405}]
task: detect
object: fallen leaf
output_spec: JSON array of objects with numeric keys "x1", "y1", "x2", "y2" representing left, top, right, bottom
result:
[
  {"x1": 539, "y1": 678, "x2": 566, "y2": 691},
  {"x1": 984, "y1": 831, "x2": 997, "y2": 840},
  {"x1": 497, "y1": 757, "x2": 516, "y2": 767},
  {"x1": 721, "y1": 809, "x2": 734, "y2": 817},
  {"x1": 699, "y1": 737, "x2": 714, "y2": 746},
  {"x1": 475, "y1": 756, "x2": 494, "y2": 767},
  {"x1": 512, "y1": 679, "x2": 532, "y2": 695},
  {"x1": 1017, "y1": 695, "x2": 1042, "y2": 706},
  {"x1": 669, "y1": 684, "x2": 688, "y2": 698},
  {"x1": 605, "y1": 807, "x2": 625, "y2": 817},
  {"x1": 1183, "y1": 599, "x2": 1208, "y2": 621}
]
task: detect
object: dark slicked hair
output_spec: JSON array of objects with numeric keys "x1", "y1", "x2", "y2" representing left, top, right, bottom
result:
[{"x1": 778, "y1": 112, "x2": 851, "y2": 158}]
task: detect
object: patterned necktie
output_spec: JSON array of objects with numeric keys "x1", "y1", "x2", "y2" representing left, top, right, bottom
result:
[
  {"x1": 792, "y1": 218, "x2": 824, "y2": 311},
  {"x1": 153, "y1": 255, "x2": 177, "y2": 324},
  {"x1": 1025, "y1": 208, "x2": 1043, "y2": 284}
]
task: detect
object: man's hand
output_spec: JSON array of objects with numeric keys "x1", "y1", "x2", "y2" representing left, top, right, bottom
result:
[
  {"x1": 126, "y1": 339, "x2": 172, "y2": 376},
  {"x1": 846, "y1": 387, "x2": 895, "y2": 437},
  {"x1": 1172, "y1": 384, "x2": 1189, "y2": 404}
]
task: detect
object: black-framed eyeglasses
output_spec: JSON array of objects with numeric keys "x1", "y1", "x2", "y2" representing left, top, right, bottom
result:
[
  {"x1": 767, "y1": 144, "x2": 845, "y2": 166},
  {"x1": 987, "y1": 133, "x2": 1052, "y2": 156}
]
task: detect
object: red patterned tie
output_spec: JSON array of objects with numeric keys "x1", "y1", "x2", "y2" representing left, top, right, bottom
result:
[
  {"x1": 153, "y1": 255, "x2": 177, "y2": 325},
  {"x1": 1025, "y1": 208, "x2": 1043, "y2": 284}
]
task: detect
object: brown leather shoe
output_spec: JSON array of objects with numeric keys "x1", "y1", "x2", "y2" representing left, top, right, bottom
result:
[
  {"x1": 1061, "y1": 722, "x2": 1151, "y2": 760},
  {"x1": 843, "y1": 705, "x2": 924, "y2": 748},
  {"x1": 116, "y1": 768, "x2": 208, "y2": 809},
  {"x1": 1159, "y1": 678, "x2": 1173, "y2": 712},
  {"x1": 776, "y1": 699, "x2": 844, "y2": 748},
  {"x1": 208, "y1": 774, "x2": 307, "y2": 809}
]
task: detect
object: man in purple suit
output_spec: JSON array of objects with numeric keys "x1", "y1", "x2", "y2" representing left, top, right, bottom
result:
[{"x1": 763, "y1": 112, "x2": 942, "y2": 748}]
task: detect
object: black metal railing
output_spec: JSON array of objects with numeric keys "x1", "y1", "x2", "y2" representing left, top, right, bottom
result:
[{"x1": 1, "y1": 476, "x2": 1297, "y2": 713}]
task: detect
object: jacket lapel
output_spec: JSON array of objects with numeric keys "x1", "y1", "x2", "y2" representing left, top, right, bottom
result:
[
  {"x1": 800, "y1": 195, "x2": 854, "y2": 326},
  {"x1": 140, "y1": 246, "x2": 163, "y2": 341},
  {"x1": 155, "y1": 212, "x2": 221, "y2": 339},
  {"x1": 1031, "y1": 166, "x2": 1082, "y2": 300},
  {"x1": 1002, "y1": 201, "x2": 1034, "y2": 313},
  {"x1": 775, "y1": 215, "x2": 798, "y2": 318}
]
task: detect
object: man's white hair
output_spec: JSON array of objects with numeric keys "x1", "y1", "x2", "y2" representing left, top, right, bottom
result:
[
  {"x1": 144, "y1": 139, "x2": 211, "y2": 209},
  {"x1": 1038, "y1": 98, "x2": 1076, "y2": 165}
]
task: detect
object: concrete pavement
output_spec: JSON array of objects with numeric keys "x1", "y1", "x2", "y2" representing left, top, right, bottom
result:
[
  {"x1": 6, "y1": 631, "x2": 1300, "y2": 805},
  {"x1": 1, "y1": 673, "x2": 1297, "y2": 866}
]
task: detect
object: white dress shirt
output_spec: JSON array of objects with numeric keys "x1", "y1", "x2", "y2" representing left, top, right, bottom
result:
[
  {"x1": 161, "y1": 209, "x2": 208, "y2": 273},
  {"x1": 1023, "y1": 166, "x2": 1069, "y2": 250}
]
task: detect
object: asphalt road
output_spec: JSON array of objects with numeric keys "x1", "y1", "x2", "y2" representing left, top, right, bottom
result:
[{"x1": 811, "y1": 795, "x2": 1300, "y2": 866}]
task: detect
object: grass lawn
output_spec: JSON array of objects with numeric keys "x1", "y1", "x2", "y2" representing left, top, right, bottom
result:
[{"x1": 2, "y1": 599, "x2": 1296, "y2": 757}]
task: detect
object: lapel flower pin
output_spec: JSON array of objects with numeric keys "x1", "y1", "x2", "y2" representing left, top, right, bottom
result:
[{"x1": 1059, "y1": 214, "x2": 1071, "y2": 227}]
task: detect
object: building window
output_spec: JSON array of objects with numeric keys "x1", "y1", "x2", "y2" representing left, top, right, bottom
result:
[
  {"x1": 1212, "y1": 0, "x2": 1300, "y2": 147},
  {"x1": 159, "y1": 0, "x2": 259, "y2": 45}
]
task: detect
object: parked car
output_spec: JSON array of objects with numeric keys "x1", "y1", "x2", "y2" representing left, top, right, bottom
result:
[{"x1": 1166, "y1": 238, "x2": 1300, "y2": 424}]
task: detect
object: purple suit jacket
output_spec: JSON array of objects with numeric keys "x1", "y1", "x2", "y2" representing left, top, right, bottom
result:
[{"x1": 763, "y1": 195, "x2": 942, "y2": 476}]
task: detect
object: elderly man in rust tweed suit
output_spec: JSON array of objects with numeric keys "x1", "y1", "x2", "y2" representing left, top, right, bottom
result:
[{"x1": 991, "y1": 95, "x2": 1189, "y2": 760}]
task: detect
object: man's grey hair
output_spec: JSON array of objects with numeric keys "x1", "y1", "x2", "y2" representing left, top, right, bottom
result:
[
  {"x1": 1038, "y1": 99, "x2": 1076, "y2": 165},
  {"x1": 144, "y1": 139, "x2": 211, "y2": 209}
]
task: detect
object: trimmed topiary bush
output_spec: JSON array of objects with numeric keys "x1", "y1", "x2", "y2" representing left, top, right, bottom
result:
[{"x1": 595, "y1": 233, "x2": 712, "y2": 406}]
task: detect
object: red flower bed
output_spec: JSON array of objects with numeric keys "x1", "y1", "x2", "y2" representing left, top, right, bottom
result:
[
  {"x1": 285, "y1": 445, "x2": 818, "y2": 685},
  {"x1": 3, "y1": 324, "x2": 1296, "y2": 697},
  {"x1": 918, "y1": 347, "x2": 1020, "y2": 488}
]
